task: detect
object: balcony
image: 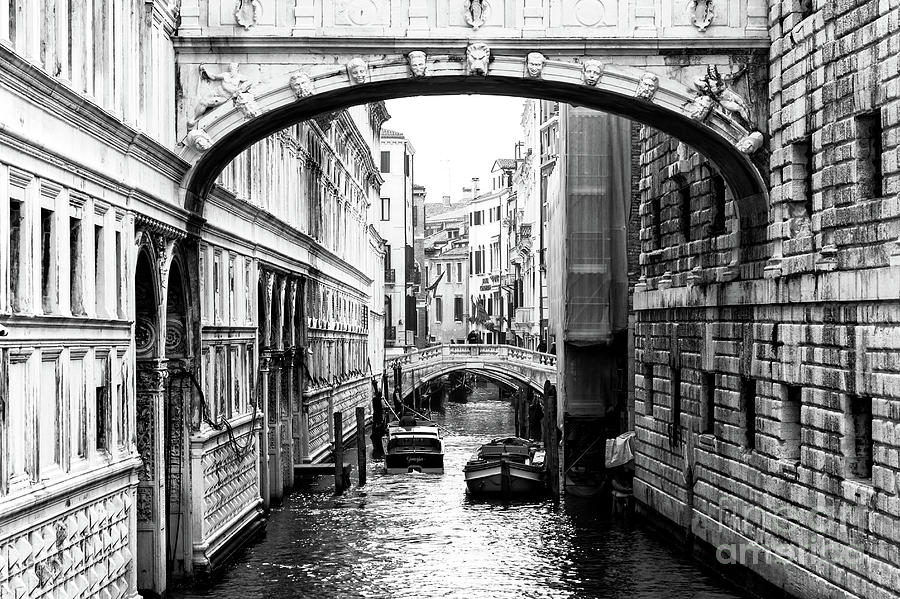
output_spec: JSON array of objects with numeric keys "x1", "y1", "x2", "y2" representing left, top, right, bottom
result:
[
  {"x1": 385, "y1": 268, "x2": 396, "y2": 283},
  {"x1": 513, "y1": 307, "x2": 534, "y2": 331}
]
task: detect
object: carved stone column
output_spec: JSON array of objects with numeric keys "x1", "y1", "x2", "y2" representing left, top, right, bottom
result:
[
  {"x1": 257, "y1": 355, "x2": 271, "y2": 509},
  {"x1": 282, "y1": 348, "x2": 295, "y2": 491},
  {"x1": 267, "y1": 352, "x2": 284, "y2": 503},
  {"x1": 135, "y1": 359, "x2": 168, "y2": 594}
]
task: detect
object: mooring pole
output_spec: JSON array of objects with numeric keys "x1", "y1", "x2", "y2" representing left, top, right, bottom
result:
[
  {"x1": 356, "y1": 406, "x2": 367, "y2": 486},
  {"x1": 333, "y1": 411, "x2": 344, "y2": 494}
]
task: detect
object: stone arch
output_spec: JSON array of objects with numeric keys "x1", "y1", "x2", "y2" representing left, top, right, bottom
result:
[
  {"x1": 161, "y1": 256, "x2": 192, "y2": 583},
  {"x1": 415, "y1": 364, "x2": 547, "y2": 396},
  {"x1": 179, "y1": 55, "x2": 767, "y2": 244}
]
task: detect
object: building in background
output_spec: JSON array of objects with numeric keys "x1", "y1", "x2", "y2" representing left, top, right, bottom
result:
[
  {"x1": 412, "y1": 184, "x2": 428, "y2": 347},
  {"x1": 466, "y1": 187, "x2": 510, "y2": 344},
  {"x1": 510, "y1": 100, "x2": 550, "y2": 349},
  {"x1": 375, "y1": 128, "x2": 416, "y2": 356},
  {"x1": 424, "y1": 194, "x2": 471, "y2": 344}
]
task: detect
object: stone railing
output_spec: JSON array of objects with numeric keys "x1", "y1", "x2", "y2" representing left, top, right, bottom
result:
[{"x1": 389, "y1": 344, "x2": 557, "y2": 370}]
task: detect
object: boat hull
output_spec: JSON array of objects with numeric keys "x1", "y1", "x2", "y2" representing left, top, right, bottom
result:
[
  {"x1": 464, "y1": 459, "x2": 545, "y2": 495},
  {"x1": 384, "y1": 451, "x2": 444, "y2": 474}
]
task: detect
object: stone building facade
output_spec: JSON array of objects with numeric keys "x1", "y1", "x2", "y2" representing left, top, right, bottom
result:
[
  {"x1": 633, "y1": 2, "x2": 900, "y2": 598},
  {"x1": 0, "y1": 2, "x2": 385, "y2": 598}
]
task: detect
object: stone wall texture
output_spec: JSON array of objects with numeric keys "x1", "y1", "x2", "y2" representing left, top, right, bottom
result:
[{"x1": 633, "y1": 2, "x2": 900, "y2": 598}]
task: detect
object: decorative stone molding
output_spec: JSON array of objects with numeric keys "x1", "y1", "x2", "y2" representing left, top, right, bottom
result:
[
  {"x1": 234, "y1": 0, "x2": 262, "y2": 29},
  {"x1": 190, "y1": 63, "x2": 251, "y2": 128},
  {"x1": 347, "y1": 58, "x2": 369, "y2": 84},
  {"x1": 465, "y1": 0, "x2": 490, "y2": 30},
  {"x1": 736, "y1": 131, "x2": 764, "y2": 154},
  {"x1": 466, "y1": 42, "x2": 491, "y2": 76},
  {"x1": 635, "y1": 72, "x2": 659, "y2": 100},
  {"x1": 289, "y1": 72, "x2": 314, "y2": 98},
  {"x1": 525, "y1": 52, "x2": 545, "y2": 78},
  {"x1": 582, "y1": 60, "x2": 604, "y2": 86},
  {"x1": 186, "y1": 127, "x2": 212, "y2": 152},
  {"x1": 688, "y1": 0, "x2": 715, "y2": 32},
  {"x1": 407, "y1": 51, "x2": 428, "y2": 77}
]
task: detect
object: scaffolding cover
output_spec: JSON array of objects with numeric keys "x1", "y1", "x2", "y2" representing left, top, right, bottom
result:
[{"x1": 564, "y1": 108, "x2": 630, "y2": 344}]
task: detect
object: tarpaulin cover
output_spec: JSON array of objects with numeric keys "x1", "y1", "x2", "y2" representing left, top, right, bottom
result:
[
  {"x1": 564, "y1": 108, "x2": 631, "y2": 343},
  {"x1": 605, "y1": 431, "x2": 635, "y2": 468}
]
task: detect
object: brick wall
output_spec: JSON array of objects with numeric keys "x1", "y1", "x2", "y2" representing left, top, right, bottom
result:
[{"x1": 633, "y1": 2, "x2": 900, "y2": 598}]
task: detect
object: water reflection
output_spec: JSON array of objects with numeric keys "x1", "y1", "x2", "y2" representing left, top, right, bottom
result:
[{"x1": 172, "y1": 387, "x2": 746, "y2": 599}]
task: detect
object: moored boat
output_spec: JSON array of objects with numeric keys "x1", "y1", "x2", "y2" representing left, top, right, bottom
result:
[
  {"x1": 383, "y1": 414, "x2": 444, "y2": 474},
  {"x1": 464, "y1": 437, "x2": 546, "y2": 496}
]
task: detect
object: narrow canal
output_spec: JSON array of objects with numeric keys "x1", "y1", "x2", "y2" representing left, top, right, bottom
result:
[{"x1": 173, "y1": 386, "x2": 748, "y2": 599}]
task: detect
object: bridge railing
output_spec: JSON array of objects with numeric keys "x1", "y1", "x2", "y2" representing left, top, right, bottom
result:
[{"x1": 388, "y1": 344, "x2": 557, "y2": 369}]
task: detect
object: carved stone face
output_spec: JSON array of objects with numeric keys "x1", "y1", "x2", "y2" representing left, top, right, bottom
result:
[
  {"x1": 582, "y1": 60, "x2": 604, "y2": 86},
  {"x1": 466, "y1": 42, "x2": 491, "y2": 76},
  {"x1": 347, "y1": 59, "x2": 369, "y2": 84},
  {"x1": 289, "y1": 73, "x2": 314, "y2": 98},
  {"x1": 636, "y1": 72, "x2": 659, "y2": 100},
  {"x1": 186, "y1": 128, "x2": 211, "y2": 152},
  {"x1": 736, "y1": 131, "x2": 764, "y2": 154},
  {"x1": 525, "y1": 52, "x2": 545, "y2": 78},
  {"x1": 407, "y1": 51, "x2": 427, "y2": 77},
  {"x1": 688, "y1": 94, "x2": 715, "y2": 121}
]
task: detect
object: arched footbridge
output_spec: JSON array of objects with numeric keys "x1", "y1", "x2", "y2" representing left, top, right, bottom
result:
[{"x1": 387, "y1": 344, "x2": 557, "y2": 399}]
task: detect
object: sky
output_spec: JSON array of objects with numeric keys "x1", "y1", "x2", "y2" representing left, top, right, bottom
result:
[{"x1": 383, "y1": 95, "x2": 526, "y2": 203}]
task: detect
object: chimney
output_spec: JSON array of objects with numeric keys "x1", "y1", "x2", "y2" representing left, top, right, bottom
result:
[
  {"x1": 442, "y1": 194, "x2": 451, "y2": 207},
  {"x1": 472, "y1": 177, "x2": 480, "y2": 197}
]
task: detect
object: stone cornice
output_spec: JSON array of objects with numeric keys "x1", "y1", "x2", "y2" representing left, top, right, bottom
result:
[
  {"x1": 0, "y1": 129, "x2": 191, "y2": 228},
  {"x1": 172, "y1": 36, "x2": 770, "y2": 56},
  {"x1": 0, "y1": 44, "x2": 189, "y2": 185}
]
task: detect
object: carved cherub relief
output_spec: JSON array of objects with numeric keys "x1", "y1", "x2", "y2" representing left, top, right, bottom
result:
[{"x1": 189, "y1": 63, "x2": 251, "y2": 128}]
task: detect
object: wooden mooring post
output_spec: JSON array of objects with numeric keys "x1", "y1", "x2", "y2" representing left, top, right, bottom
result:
[
  {"x1": 356, "y1": 406, "x2": 367, "y2": 486},
  {"x1": 334, "y1": 411, "x2": 344, "y2": 494}
]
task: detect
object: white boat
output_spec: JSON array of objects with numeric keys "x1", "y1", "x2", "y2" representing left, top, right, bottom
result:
[
  {"x1": 463, "y1": 437, "x2": 546, "y2": 496},
  {"x1": 383, "y1": 415, "x2": 444, "y2": 474}
]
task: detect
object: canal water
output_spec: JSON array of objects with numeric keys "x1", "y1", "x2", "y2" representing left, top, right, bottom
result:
[{"x1": 173, "y1": 386, "x2": 748, "y2": 599}]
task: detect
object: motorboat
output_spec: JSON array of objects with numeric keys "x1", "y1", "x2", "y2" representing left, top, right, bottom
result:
[
  {"x1": 383, "y1": 414, "x2": 444, "y2": 474},
  {"x1": 463, "y1": 437, "x2": 546, "y2": 495}
]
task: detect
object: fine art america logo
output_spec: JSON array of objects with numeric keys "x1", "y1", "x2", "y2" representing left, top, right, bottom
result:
[{"x1": 712, "y1": 494, "x2": 875, "y2": 568}]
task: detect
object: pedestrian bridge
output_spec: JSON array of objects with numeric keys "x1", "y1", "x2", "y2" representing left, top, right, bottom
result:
[{"x1": 388, "y1": 344, "x2": 557, "y2": 397}]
